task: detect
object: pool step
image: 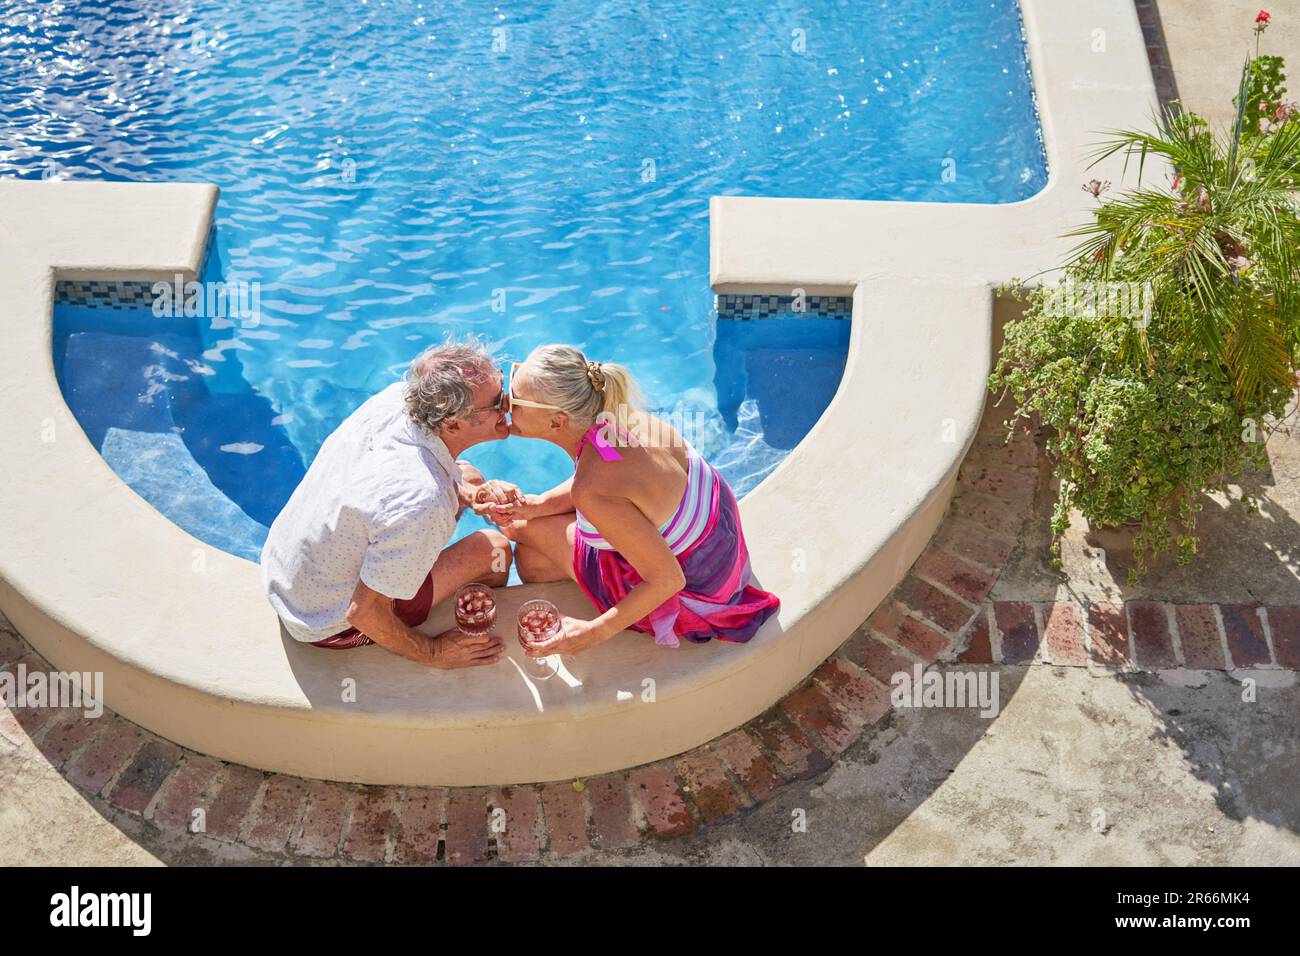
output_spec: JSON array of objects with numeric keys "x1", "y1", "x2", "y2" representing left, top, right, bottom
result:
[
  {"x1": 101, "y1": 428, "x2": 268, "y2": 562},
  {"x1": 60, "y1": 330, "x2": 206, "y2": 447}
]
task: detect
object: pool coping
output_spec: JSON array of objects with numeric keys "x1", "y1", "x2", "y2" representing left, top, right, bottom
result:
[{"x1": 0, "y1": 0, "x2": 1164, "y2": 786}]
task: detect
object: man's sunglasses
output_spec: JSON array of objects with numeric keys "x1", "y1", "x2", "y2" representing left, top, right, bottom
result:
[
  {"x1": 465, "y1": 369, "x2": 508, "y2": 419},
  {"x1": 464, "y1": 363, "x2": 564, "y2": 420}
]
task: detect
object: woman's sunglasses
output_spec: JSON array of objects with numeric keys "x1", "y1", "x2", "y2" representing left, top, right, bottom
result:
[{"x1": 503, "y1": 361, "x2": 566, "y2": 417}]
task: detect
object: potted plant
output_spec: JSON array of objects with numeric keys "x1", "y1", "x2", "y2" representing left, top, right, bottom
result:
[{"x1": 988, "y1": 11, "x2": 1299, "y2": 581}]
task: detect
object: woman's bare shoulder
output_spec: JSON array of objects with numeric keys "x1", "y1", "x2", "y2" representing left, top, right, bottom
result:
[
  {"x1": 573, "y1": 451, "x2": 624, "y2": 499},
  {"x1": 625, "y1": 410, "x2": 685, "y2": 449},
  {"x1": 626, "y1": 412, "x2": 689, "y2": 472}
]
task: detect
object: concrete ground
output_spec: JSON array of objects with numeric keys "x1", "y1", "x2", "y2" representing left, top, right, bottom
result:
[
  {"x1": 1156, "y1": 0, "x2": 1300, "y2": 133},
  {"x1": 2, "y1": 1, "x2": 1298, "y2": 865},
  {"x1": 630, "y1": 667, "x2": 1300, "y2": 866}
]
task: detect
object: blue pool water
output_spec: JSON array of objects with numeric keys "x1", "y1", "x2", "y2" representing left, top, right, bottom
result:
[{"x1": 1, "y1": 0, "x2": 1046, "y2": 561}]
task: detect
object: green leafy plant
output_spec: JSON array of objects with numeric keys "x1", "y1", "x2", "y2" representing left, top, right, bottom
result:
[
  {"x1": 991, "y1": 277, "x2": 1286, "y2": 579},
  {"x1": 1240, "y1": 10, "x2": 1289, "y2": 134},
  {"x1": 1067, "y1": 60, "x2": 1300, "y2": 409},
  {"x1": 989, "y1": 13, "x2": 1299, "y2": 579},
  {"x1": 1240, "y1": 54, "x2": 1287, "y2": 133}
]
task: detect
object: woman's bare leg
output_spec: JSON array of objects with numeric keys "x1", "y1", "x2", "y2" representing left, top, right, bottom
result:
[{"x1": 510, "y1": 513, "x2": 577, "y2": 584}]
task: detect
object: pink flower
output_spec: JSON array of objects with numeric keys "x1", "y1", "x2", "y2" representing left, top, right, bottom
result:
[
  {"x1": 1254, "y1": 10, "x2": 1271, "y2": 33},
  {"x1": 1082, "y1": 178, "x2": 1110, "y2": 198},
  {"x1": 1260, "y1": 100, "x2": 1298, "y2": 134}
]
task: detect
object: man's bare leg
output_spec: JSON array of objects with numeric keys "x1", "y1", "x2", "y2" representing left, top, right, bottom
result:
[
  {"x1": 402, "y1": 528, "x2": 509, "y2": 664},
  {"x1": 429, "y1": 527, "x2": 513, "y2": 608},
  {"x1": 436, "y1": 458, "x2": 512, "y2": 591}
]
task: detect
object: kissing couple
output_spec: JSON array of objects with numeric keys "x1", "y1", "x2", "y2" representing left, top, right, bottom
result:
[{"x1": 260, "y1": 336, "x2": 780, "y2": 667}]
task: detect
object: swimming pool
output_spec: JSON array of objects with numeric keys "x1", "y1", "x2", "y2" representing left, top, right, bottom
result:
[{"x1": 2, "y1": 0, "x2": 1046, "y2": 561}]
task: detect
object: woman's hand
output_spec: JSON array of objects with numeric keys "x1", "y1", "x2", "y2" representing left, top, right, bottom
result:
[
  {"x1": 482, "y1": 492, "x2": 545, "y2": 526},
  {"x1": 521, "y1": 616, "x2": 609, "y2": 657},
  {"x1": 470, "y1": 480, "x2": 524, "y2": 523},
  {"x1": 480, "y1": 477, "x2": 573, "y2": 527}
]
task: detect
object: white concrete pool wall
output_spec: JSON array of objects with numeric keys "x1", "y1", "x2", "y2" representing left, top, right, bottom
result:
[{"x1": 0, "y1": 0, "x2": 1163, "y2": 785}]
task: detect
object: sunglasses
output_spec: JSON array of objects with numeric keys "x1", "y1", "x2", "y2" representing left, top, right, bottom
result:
[
  {"x1": 464, "y1": 370, "x2": 507, "y2": 419},
  {"x1": 504, "y1": 360, "x2": 566, "y2": 417}
]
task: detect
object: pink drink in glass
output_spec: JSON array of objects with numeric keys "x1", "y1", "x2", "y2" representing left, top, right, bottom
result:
[
  {"x1": 517, "y1": 599, "x2": 562, "y2": 677},
  {"x1": 454, "y1": 584, "x2": 497, "y2": 638}
]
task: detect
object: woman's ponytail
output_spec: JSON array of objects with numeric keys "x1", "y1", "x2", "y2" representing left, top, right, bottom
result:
[
  {"x1": 591, "y1": 361, "x2": 642, "y2": 420},
  {"x1": 523, "y1": 345, "x2": 645, "y2": 428}
]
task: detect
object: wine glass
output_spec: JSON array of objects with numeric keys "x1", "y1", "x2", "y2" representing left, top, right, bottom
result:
[
  {"x1": 517, "y1": 599, "x2": 562, "y2": 679},
  {"x1": 454, "y1": 583, "x2": 497, "y2": 638}
]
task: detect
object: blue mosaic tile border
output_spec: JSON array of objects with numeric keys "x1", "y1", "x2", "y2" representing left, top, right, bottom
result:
[
  {"x1": 58, "y1": 284, "x2": 854, "y2": 318},
  {"x1": 716, "y1": 293, "x2": 852, "y2": 320},
  {"x1": 56, "y1": 279, "x2": 160, "y2": 310},
  {"x1": 57, "y1": 219, "x2": 218, "y2": 310}
]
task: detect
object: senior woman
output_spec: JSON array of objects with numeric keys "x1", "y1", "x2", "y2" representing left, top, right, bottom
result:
[{"x1": 487, "y1": 344, "x2": 779, "y2": 656}]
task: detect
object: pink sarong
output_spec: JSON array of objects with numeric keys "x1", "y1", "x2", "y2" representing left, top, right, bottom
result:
[{"x1": 571, "y1": 426, "x2": 779, "y2": 647}]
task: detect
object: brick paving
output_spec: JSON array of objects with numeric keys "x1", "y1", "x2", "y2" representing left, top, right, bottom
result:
[{"x1": 1134, "y1": 0, "x2": 1183, "y2": 110}]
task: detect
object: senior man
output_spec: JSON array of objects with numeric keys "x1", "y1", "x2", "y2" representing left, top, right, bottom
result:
[{"x1": 260, "y1": 339, "x2": 517, "y2": 667}]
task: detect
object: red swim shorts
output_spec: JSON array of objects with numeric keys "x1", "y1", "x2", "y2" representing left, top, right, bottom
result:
[{"x1": 310, "y1": 573, "x2": 434, "y2": 648}]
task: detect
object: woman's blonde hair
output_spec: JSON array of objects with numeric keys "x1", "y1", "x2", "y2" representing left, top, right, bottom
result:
[{"x1": 521, "y1": 344, "x2": 644, "y2": 428}]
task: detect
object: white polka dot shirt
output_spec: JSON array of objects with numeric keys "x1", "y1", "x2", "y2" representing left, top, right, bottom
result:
[{"x1": 259, "y1": 382, "x2": 459, "y2": 642}]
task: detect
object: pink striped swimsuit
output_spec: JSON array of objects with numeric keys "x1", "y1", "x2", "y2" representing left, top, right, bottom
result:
[
  {"x1": 573, "y1": 436, "x2": 714, "y2": 557},
  {"x1": 569, "y1": 422, "x2": 780, "y2": 648}
]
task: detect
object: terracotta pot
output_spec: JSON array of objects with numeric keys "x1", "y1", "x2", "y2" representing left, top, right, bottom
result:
[
  {"x1": 1083, "y1": 518, "x2": 1143, "y2": 554},
  {"x1": 1083, "y1": 487, "x2": 1190, "y2": 554}
]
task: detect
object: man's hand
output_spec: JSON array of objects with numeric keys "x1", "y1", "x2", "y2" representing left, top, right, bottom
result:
[
  {"x1": 427, "y1": 626, "x2": 504, "y2": 668},
  {"x1": 473, "y1": 479, "x2": 523, "y2": 506},
  {"x1": 471, "y1": 481, "x2": 526, "y2": 524}
]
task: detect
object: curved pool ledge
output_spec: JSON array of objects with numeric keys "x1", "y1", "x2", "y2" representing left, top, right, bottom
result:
[{"x1": 0, "y1": 0, "x2": 1161, "y2": 785}]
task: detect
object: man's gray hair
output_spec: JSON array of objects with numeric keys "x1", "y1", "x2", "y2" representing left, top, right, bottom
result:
[{"x1": 404, "y1": 335, "x2": 498, "y2": 434}]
